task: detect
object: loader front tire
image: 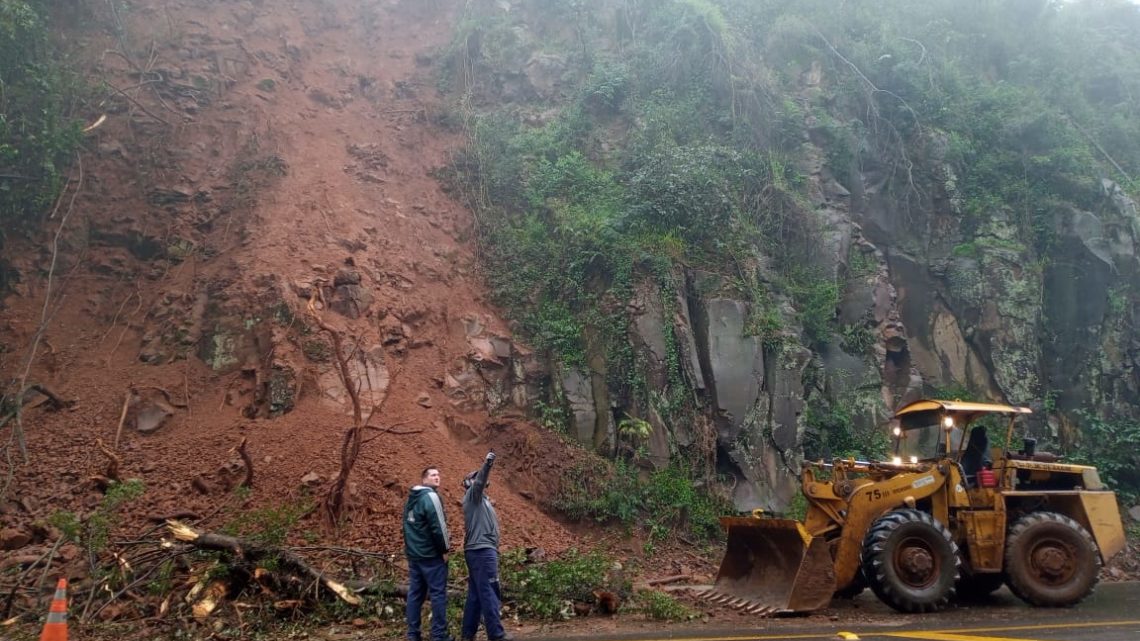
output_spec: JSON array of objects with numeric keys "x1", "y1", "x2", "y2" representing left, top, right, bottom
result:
[
  {"x1": 1004, "y1": 512, "x2": 1100, "y2": 607},
  {"x1": 861, "y1": 509, "x2": 960, "y2": 613}
]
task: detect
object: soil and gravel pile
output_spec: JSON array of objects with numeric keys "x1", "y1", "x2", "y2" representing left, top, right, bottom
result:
[{"x1": 0, "y1": 0, "x2": 580, "y2": 578}]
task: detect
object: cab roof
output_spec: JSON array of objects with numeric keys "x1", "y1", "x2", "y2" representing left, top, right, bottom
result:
[{"x1": 893, "y1": 399, "x2": 1031, "y2": 430}]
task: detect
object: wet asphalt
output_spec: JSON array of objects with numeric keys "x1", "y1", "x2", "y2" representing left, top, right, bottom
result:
[{"x1": 531, "y1": 581, "x2": 1140, "y2": 641}]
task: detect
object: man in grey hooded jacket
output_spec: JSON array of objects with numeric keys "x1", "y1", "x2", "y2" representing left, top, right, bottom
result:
[{"x1": 460, "y1": 451, "x2": 512, "y2": 641}]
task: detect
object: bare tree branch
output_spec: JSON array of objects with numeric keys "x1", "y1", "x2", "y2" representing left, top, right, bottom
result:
[
  {"x1": 10, "y1": 152, "x2": 85, "y2": 462},
  {"x1": 231, "y1": 437, "x2": 253, "y2": 489},
  {"x1": 166, "y1": 520, "x2": 361, "y2": 605},
  {"x1": 104, "y1": 80, "x2": 172, "y2": 127},
  {"x1": 814, "y1": 28, "x2": 926, "y2": 211},
  {"x1": 304, "y1": 288, "x2": 375, "y2": 527}
]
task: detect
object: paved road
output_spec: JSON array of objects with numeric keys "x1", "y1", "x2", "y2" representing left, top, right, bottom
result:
[{"x1": 532, "y1": 582, "x2": 1140, "y2": 641}]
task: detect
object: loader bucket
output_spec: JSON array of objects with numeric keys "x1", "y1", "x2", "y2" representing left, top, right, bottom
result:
[{"x1": 706, "y1": 516, "x2": 836, "y2": 615}]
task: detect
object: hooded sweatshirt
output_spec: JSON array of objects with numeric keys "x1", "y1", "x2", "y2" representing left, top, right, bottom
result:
[
  {"x1": 403, "y1": 485, "x2": 450, "y2": 560},
  {"x1": 462, "y1": 457, "x2": 500, "y2": 551}
]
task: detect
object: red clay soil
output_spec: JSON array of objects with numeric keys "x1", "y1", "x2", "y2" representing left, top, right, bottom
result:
[
  {"x1": 0, "y1": 0, "x2": 577, "y2": 569},
  {"x1": 2, "y1": 0, "x2": 1138, "y2": 638}
]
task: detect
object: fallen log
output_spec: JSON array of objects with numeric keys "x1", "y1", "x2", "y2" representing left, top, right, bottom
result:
[
  {"x1": 191, "y1": 579, "x2": 229, "y2": 619},
  {"x1": 166, "y1": 520, "x2": 360, "y2": 605},
  {"x1": 342, "y1": 579, "x2": 463, "y2": 600},
  {"x1": 26, "y1": 384, "x2": 75, "y2": 410},
  {"x1": 646, "y1": 574, "x2": 695, "y2": 586}
]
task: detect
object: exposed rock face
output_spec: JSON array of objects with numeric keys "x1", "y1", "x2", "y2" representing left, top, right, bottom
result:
[
  {"x1": 1044, "y1": 208, "x2": 1114, "y2": 397},
  {"x1": 701, "y1": 298, "x2": 765, "y2": 442},
  {"x1": 672, "y1": 285, "x2": 706, "y2": 393},
  {"x1": 839, "y1": 127, "x2": 1140, "y2": 440},
  {"x1": 329, "y1": 269, "x2": 373, "y2": 319},
  {"x1": 628, "y1": 281, "x2": 673, "y2": 467},
  {"x1": 560, "y1": 368, "x2": 598, "y2": 445},
  {"x1": 652, "y1": 290, "x2": 812, "y2": 511},
  {"x1": 1059, "y1": 182, "x2": 1140, "y2": 422},
  {"x1": 318, "y1": 346, "x2": 389, "y2": 415},
  {"x1": 730, "y1": 341, "x2": 812, "y2": 511},
  {"x1": 630, "y1": 282, "x2": 670, "y2": 390},
  {"x1": 441, "y1": 314, "x2": 545, "y2": 417},
  {"x1": 266, "y1": 362, "x2": 297, "y2": 416},
  {"x1": 586, "y1": 288, "x2": 806, "y2": 511}
]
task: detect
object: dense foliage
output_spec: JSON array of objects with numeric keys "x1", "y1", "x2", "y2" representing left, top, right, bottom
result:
[
  {"x1": 553, "y1": 459, "x2": 730, "y2": 541},
  {"x1": 500, "y1": 547, "x2": 620, "y2": 620},
  {"x1": 0, "y1": 0, "x2": 82, "y2": 261},
  {"x1": 450, "y1": 0, "x2": 1140, "y2": 325},
  {"x1": 1070, "y1": 411, "x2": 1140, "y2": 503},
  {"x1": 444, "y1": 0, "x2": 1140, "y2": 497}
]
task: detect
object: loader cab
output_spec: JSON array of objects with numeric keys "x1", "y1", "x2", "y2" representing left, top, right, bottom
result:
[
  {"x1": 892, "y1": 399, "x2": 1032, "y2": 486},
  {"x1": 891, "y1": 415, "x2": 963, "y2": 463}
]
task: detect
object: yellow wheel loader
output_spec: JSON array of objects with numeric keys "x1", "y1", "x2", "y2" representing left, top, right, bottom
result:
[{"x1": 706, "y1": 399, "x2": 1126, "y2": 615}]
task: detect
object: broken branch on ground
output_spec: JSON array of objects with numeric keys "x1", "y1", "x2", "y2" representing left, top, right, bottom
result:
[{"x1": 166, "y1": 520, "x2": 361, "y2": 606}]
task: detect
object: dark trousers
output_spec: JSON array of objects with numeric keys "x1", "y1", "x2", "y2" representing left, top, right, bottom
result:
[
  {"x1": 461, "y1": 548, "x2": 505, "y2": 640},
  {"x1": 406, "y1": 556, "x2": 449, "y2": 641}
]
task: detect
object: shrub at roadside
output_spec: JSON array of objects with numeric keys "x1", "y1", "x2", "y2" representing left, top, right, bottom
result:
[
  {"x1": 500, "y1": 548, "x2": 623, "y2": 620},
  {"x1": 553, "y1": 458, "x2": 729, "y2": 542}
]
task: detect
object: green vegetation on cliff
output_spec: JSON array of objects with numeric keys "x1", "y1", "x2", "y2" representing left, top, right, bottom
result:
[
  {"x1": 1, "y1": 0, "x2": 83, "y2": 229},
  {"x1": 1, "y1": 0, "x2": 83, "y2": 298},
  {"x1": 447, "y1": 0, "x2": 1140, "y2": 320},
  {"x1": 443, "y1": 0, "x2": 1140, "y2": 500}
]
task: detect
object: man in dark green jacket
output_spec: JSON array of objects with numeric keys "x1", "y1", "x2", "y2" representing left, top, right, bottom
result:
[{"x1": 403, "y1": 466, "x2": 454, "y2": 641}]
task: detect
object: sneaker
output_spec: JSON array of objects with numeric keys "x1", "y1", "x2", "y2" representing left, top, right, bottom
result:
[{"x1": 490, "y1": 634, "x2": 515, "y2": 641}]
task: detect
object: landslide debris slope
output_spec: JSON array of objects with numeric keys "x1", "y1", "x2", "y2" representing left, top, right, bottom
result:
[{"x1": 0, "y1": 0, "x2": 586, "y2": 617}]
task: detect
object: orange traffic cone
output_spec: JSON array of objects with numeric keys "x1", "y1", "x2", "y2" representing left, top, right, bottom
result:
[{"x1": 39, "y1": 578, "x2": 68, "y2": 641}]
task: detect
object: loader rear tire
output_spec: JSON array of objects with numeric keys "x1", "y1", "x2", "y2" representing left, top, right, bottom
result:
[
  {"x1": 1004, "y1": 512, "x2": 1099, "y2": 607},
  {"x1": 861, "y1": 509, "x2": 960, "y2": 613}
]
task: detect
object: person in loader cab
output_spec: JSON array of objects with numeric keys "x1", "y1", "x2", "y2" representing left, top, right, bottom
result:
[
  {"x1": 961, "y1": 425, "x2": 992, "y2": 487},
  {"x1": 460, "y1": 451, "x2": 513, "y2": 641},
  {"x1": 403, "y1": 466, "x2": 455, "y2": 641}
]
